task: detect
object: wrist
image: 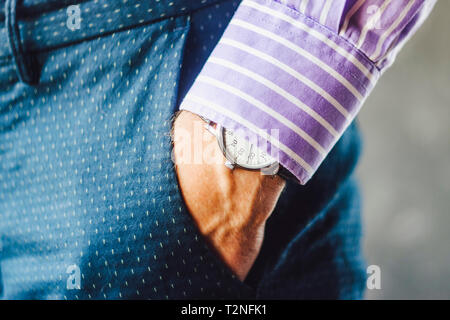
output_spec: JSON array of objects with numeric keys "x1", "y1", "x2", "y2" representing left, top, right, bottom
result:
[{"x1": 172, "y1": 110, "x2": 285, "y2": 280}]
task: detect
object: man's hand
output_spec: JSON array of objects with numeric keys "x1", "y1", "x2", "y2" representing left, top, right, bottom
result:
[{"x1": 172, "y1": 111, "x2": 285, "y2": 281}]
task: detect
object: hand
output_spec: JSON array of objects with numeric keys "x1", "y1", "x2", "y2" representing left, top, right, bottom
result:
[{"x1": 172, "y1": 110, "x2": 285, "y2": 280}]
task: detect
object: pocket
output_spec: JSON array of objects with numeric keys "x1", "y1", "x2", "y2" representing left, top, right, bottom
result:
[
  {"x1": 158, "y1": 19, "x2": 256, "y2": 299},
  {"x1": 0, "y1": 12, "x2": 250, "y2": 299},
  {"x1": 54, "y1": 14, "x2": 252, "y2": 299}
]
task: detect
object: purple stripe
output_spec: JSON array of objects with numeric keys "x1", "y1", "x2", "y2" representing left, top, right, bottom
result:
[
  {"x1": 240, "y1": 0, "x2": 377, "y2": 78},
  {"x1": 180, "y1": 99, "x2": 311, "y2": 184},
  {"x1": 359, "y1": 0, "x2": 410, "y2": 55},
  {"x1": 222, "y1": 23, "x2": 363, "y2": 115},
  {"x1": 199, "y1": 59, "x2": 337, "y2": 149},
  {"x1": 324, "y1": 0, "x2": 348, "y2": 32},
  {"x1": 185, "y1": 79, "x2": 324, "y2": 168},
  {"x1": 301, "y1": 0, "x2": 313, "y2": 17},
  {"x1": 179, "y1": 0, "x2": 435, "y2": 185},
  {"x1": 364, "y1": 0, "x2": 424, "y2": 59},
  {"x1": 341, "y1": 0, "x2": 387, "y2": 46},
  {"x1": 233, "y1": 4, "x2": 374, "y2": 98},
  {"x1": 211, "y1": 42, "x2": 347, "y2": 137},
  {"x1": 306, "y1": 0, "x2": 328, "y2": 24}
]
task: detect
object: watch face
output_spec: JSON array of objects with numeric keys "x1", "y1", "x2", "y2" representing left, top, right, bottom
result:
[{"x1": 220, "y1": 126, "x2": 276, "y2": 170}]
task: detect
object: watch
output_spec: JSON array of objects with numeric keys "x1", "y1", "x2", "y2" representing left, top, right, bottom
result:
[{"x1": 201, "y1": 116, "x2": 299, "y2": 183}]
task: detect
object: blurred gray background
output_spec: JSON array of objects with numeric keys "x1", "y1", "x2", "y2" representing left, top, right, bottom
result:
[{"x1": 357, "y1": 0, "x2": 450, "y2": 299}]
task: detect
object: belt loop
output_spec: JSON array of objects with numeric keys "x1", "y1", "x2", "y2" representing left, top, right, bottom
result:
[{"x1": 5, "y1": 0, "x2": 39, "y2": 85}]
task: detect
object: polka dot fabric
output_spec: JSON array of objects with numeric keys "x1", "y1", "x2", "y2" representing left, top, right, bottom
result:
[
  {"x1": 0, "y1": 0, "x2": 366, "y2": 299},
  {"x1": 0, "y1": 1, "x2": 253, "y2": 299}
]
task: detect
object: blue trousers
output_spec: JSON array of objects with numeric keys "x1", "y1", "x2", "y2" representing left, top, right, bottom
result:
[{"x1": 0, "y1": 0, "x2": 365, "y2": 299}]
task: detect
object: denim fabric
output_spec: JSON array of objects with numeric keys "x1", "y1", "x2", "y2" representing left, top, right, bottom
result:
[{"x1": 0, "y1": 0, "x2": 365, "y2": 299}]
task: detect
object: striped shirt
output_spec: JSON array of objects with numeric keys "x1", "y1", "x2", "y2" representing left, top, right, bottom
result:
[{"x1": 180, "y1": 0, "x2": 437, "y2": 184}]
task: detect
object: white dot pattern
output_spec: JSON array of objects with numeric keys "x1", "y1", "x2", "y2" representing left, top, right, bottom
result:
[
  {"x1": 0, "y1": 1, "x2": 252, "y2": 299},
  {"x1": 0, "y1": 0, "x2": 366, "y2": 300}
]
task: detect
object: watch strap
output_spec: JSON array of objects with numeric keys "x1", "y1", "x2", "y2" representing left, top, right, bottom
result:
[{"x1": 277, "y1": 164, "x2": 301, "y2": 184}]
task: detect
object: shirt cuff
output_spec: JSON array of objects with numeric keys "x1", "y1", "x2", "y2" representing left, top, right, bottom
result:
[{"x1": 180, "y1": 0, "x2": 380, "y2": 184}]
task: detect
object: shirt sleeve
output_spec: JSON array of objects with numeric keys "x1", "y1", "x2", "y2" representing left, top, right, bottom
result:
[{"x1": 179, "y1": 0, "x2": 437, "y2": 184}]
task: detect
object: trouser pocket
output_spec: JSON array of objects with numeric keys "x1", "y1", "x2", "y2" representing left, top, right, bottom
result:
[{"x1": 0, "y1": 12, "x2": 252, "y2": 299}]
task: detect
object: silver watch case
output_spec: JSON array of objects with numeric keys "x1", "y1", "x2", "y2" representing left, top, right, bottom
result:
[{"x1": 204, "y1": 122, "x2": 279, "y2": 175}]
